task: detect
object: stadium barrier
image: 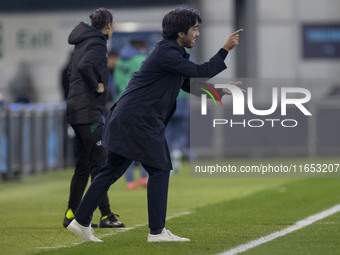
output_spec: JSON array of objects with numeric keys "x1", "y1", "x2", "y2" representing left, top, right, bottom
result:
[
  {"x1": 0, "y1": 109, "x2": 7, "y2": 179},
  {"x1": 1, "y1": 100, "x2": 339, "y2": 180},
  {"x1": 0, "y1": 102, "x2": 70, "y2": 180}
]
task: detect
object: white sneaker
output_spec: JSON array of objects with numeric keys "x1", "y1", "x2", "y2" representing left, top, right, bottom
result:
[
  {"x1": 147, "y1": 228, "x2": 190, "y2": 242},
  {"x1": 67, "y1": 219, "x2": 103, "y2": 242}
]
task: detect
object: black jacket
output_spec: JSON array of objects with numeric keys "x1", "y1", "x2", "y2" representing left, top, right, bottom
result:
[
  {"x1": 67, "y1": 22, "x2": 109, "y2": 124},
  {"x1": 103, "y1": 39, "x2": 228, "y2": 170}
]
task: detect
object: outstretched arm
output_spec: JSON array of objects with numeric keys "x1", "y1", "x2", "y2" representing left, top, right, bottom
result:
[
  {"x1": 181, "y1": 29, "x2": 244, "y2": 94},
  {"x1": 223, "y1": 29, "x2": 243, "y2": 52},
  {"x1": 162, "y1": 29, "x2": 244, "y2": 79}
]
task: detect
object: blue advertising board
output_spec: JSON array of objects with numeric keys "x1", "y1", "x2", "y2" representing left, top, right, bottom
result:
[{"x1": 303, "y1": 24, "x2": 340, "y2": 59}]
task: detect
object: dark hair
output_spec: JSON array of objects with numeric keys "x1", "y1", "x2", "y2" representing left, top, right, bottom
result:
[
  {"x1": 130, "y1": 39, "x2": 147, "y2": 50},
  {"x1": 90, "y1": 8, "x2": 113, "y2": 30},
  {"x1": 108, "y1": 51, "x2": 119, "y2": 58},
  {"x1": 162, "y1": 6, "x2": 202, "y2": 39}
]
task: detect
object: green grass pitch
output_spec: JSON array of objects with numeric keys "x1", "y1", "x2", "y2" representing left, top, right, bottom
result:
[{"x1": 0, "y1": 157, "x2": 339, "y2": 255}]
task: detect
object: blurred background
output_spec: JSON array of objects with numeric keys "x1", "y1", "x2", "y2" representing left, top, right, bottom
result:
[{"x1": 0, "y1": 0, "x2": 339, "y2": 179}]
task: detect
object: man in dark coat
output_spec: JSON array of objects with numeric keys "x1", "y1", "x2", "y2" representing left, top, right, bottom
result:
[{"x1": 67, "y1": 7, "x2": 243, "y2": 242}]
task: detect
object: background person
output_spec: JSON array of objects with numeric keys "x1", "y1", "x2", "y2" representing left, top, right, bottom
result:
[
  {"x1": 113, "y1": 39, "x2": 149, "y2": 190},
  {"x1": 165, "y1": 89, "x2": 189, "y2": 175},
  {"x1": 64, "y1": 8, "x2": 124, "y2": 229},
  {"x1": 105, "y1": 50, "x2": 119, "y2": 113},
  {"x1": 9, "y1": 61, "x2": 38, "y2": 103}
]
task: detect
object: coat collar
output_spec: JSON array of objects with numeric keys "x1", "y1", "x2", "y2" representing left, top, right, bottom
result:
[{"x1": 165, "y1": 39, "x2": 190, "y2": 59}]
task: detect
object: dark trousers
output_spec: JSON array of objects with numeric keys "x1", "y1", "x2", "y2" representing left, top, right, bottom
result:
[
  {"x1": 68, "y1": 123, "x2": 111, "y2": 217},
  {"x1": 75, "y1": 151, "x2": 170, "y2": 229}
]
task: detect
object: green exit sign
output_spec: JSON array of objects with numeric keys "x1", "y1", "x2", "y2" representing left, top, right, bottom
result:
[{"x1": 16, "y1": 29, "x2": 52, "y2": 50}]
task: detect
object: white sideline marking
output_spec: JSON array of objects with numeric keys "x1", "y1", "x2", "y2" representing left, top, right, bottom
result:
[
  {"x1": 37, "y1": 211, "x2": 191, "y2": 250},
  {"x1": 217, "y1": 203, "x2": 340, "y2": 255}
]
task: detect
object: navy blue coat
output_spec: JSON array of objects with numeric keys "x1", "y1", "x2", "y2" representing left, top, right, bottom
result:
[{"x1": 103, "y1": 39, "x2": 228, "y2": 170}]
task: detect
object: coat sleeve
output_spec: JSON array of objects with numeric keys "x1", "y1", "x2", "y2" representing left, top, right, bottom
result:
[
  {"x1": 181, "y1": 78, "x2": 225, "y2": 98},
  {"x1": 159, "y1": 45, "x2": 228, "y2": 78},
  {"x1": 77, "y1": 43, "x2": 107, "y2": 91}
]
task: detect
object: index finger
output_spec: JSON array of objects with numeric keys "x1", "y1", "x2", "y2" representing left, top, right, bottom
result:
[
  {"x1": 231, "y1": 29, "x2": 244, "y2": 36},
  {"x1": 229, "y1": 81, "x2": 242, "y2": 86}
]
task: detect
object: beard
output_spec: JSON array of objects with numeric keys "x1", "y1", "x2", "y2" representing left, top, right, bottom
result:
[{"x1": 183, "y1": 38, "x2": 195, "y2": 48}]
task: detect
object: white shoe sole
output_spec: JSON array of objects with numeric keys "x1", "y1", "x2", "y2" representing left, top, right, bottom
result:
[
  {"x1": 147, "y1": 229, "x2": 190, "y2": 242},
  {"x1": 148, "y1": 238, "x2": 190, "y2": 242},
  {"x1": 67, "y1": 220, "x2": 103, "y2": 242}
]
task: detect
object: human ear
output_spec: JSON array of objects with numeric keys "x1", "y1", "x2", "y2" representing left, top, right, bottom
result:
[{"x1": 178, "y1": 32, "x2": 185, "y2": 38}]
